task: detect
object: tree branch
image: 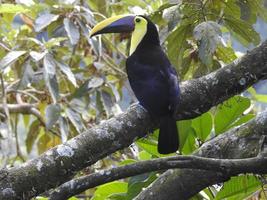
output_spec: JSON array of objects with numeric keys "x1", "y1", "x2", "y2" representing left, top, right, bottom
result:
[
  {"x1": 50, "y1": 131, "x2": 267, "y2": 200},
  {"x1": 134, "y1": 112, "x2": 267, "y2": 200},
  {"x1": 1, "y1": 40, "x2": 267, "y2": 199}
]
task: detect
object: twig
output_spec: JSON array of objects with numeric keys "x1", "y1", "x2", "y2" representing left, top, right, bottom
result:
[
  {"x1": 50, "y1": 154, "x2": 267, "y2": 200},
  {"x1": 0, "y1": 74, "x2": 12, "y2": 167}
]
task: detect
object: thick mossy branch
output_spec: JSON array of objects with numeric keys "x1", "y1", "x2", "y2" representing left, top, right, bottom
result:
[
  {"x1": 1, "y1": 40, "x2": 267, "y2": 199},
  {"x1": 134, "y1": 112, "x2": 267, "y2": 200},
  {"x1": 50, "y1": 112, "x2": 267, "y2": 200}
]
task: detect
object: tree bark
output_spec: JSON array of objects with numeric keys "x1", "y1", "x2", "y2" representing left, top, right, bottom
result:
[
  {"x1": 134, "y1": 112, "x2": 267, "y2": 200},
  {"x1": 1, "y1": 40, "x2": 267, "y2": 199}
]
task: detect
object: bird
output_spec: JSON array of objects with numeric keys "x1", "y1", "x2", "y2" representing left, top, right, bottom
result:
[{"x1": 90, "y1": 15, "x2": 180, "y2": 154}]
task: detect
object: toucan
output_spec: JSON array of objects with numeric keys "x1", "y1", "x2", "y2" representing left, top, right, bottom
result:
[{"x1": 90, "y1": 15, "x2": 180, "y2": 154}]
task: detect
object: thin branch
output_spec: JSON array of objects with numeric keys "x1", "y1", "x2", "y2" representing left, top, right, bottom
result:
[
  {"x1": 0, "y1": 103, "x2": 37, "y2": 114},
  {"x1": 50, "y1": 152, "x2": 267, "y2": 200}
]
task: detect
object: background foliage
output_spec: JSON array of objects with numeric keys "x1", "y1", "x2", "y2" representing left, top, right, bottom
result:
[{"x1": 0, "y1": 0, "x2": 267, "y2": 199}]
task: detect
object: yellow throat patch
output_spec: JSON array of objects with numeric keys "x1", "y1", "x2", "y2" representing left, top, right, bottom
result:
[{"x1": 130, "y1": 16, "x2": 148, "y2": 55}]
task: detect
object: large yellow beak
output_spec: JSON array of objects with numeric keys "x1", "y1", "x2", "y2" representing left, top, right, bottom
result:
[{"x1": 90, "y1": 15, "x2": 135, "y2": 37}]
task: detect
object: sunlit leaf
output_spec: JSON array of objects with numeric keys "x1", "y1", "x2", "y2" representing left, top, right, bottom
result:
[
  {"x1": 26, "y1": 120, "x2": 40, "y2": 153},
  {"x1": 216, "y1": 175, "x2": 261, "y2": 200},
  {"x1": 30, "y1": 51, "x2": 47, "y2": 62},
  {"x1": 0, "y1": 4, "x2": 29, "y2": 13},
  {"x1": 0, "y1": 51, "x2": 27, "y2": 71},
  {"x1": 91, "y1": 181, "x2": 128, "y2": 200},
  {"x1": 37, "y1": 130, "x2": 51, "y2": 154},
  {"x1": 35, "y1": 13, "x2": 59, "y2": 32}
]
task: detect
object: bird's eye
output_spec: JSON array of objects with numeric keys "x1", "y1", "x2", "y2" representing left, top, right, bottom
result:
[{"x1": 135, "y1": 18, "x2": 141, "y2": 23}]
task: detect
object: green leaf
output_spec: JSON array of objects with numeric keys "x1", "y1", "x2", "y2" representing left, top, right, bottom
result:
[
  {"x1": 216, "y1": 44, "x2": 237, "y2": 64},
  {"x1": 181, "y1": 127, "x2": 197, "y2": 155},
  {"x1": 224, "y1": 16, "x2": 260, "y2": 46},
  {"x1": 18, "y1": 60, "x2": 34, "y2": 89},
  {"x1": 65, "y1": 108, "x2": 85, "y2": 133},
  {"x1": 127, "y1": 172, "x2": 157, "y2": 199},
  {"x1": 216, "y1": 175, "x2": 261, "y2": 200},
  {"x1": 247, "y1": 0, "x2": 267, "y2": 22},
  {"x1": 26, "y1": 120, "x2": 40, "y2": 154},
  {"x1": 193, "y1": 21, "x2": 221, "y2": 67},
  {"x1": 44, "y1": 37, "x2": 67, "y2": 49},
  {"x1": 0, "y1": 51, "x2": 27, "y2": 72},
  {"x1": 122, "y1": 0, "x2": 147, "y2": 8},
  {"x1": 138, "y1": 150, "x2": 152, "y2": 161},
  {"x1": 191, "y1": 112, "x2": 212, "y2": 142},
  {"x1": 118, "y1": 159, "x2": 136, "y2": 166},
  {"x1": 177, "y1": 119, "x2": 192, "y2": 150},
  {"x1": 63, "y1": 18, "x2": 80, "y2": 45},
  {"x1": 167, "y1": 23, "x2": 191, "y2": 67},
  {"x1": 228, "y1": 114, "x2": 255, "y2": 130},
  {"x1": 0, "y1": 4, "x2": 29, "y2": 13},
  {"x1": 45, "y1": 104, "x2": 61, "y2": 130},
  {"x1": 43, "y1": 54, "x2": 59, "y2": 103},
  {"x1": 37, "y1": 130, "x2": 51, "y2": 154},
  {"x1": 55, "y1": 61, "x2": 77, "y2": 87},
  {"x1": 214, "y1": 96, "x2": 251, "y2": 135},
  {"x1": 35, "y1": 13, "x2": 59, "y2": 32},
  {"x1": 136, "y1": 138, "x2": 162, "y2": 157},
  {"x1": 91, "y1": 181, "x2": 128, "y2": 200},
  {"x1": 59, "y1": 116, "x2": 69, "y2": 142},
  {"x1": 30, "y1": 51, "x2": 46, "y2": 62},
  {"x1": 88, "y1": 77, "x2": 104, "y2": 88}
]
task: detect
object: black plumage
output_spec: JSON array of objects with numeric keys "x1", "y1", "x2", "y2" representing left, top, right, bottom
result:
[{"x1": 126, "y1": 16, "x2": 180, "y2": 154}]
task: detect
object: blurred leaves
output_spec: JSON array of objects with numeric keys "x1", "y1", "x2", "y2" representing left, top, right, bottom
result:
[
  {"x1": 0, "y1": 0, "x2": 266, "y2": 199},
  {"x1": 0, "y1": 51, "x2": 26, "y2": 72}
]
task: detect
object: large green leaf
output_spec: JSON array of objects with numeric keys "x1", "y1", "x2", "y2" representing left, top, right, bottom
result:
[
  {"x1": 166, "y1": 23, "x2": 191, "y2": 67},
  {"x1": 91, "y1": 181, "x2": 128, "y2": 200},
  {"x1": 191, "y1": 112, "x2": 212, "y2": 142},
  {"x1": 215, "y1": 175, "x2": 261, "y2": 200},
  {"x1": 214, "y1": 96, "x2": 251, "y2": 135},
  {"x1": 224, "y1": 16, "x2": 260, "y2": 46},
  {"x1": 136, "y1": 138, "x2": 162, "y2": 157}
]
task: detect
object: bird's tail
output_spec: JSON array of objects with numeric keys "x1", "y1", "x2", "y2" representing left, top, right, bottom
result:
[{"x1": 158, "y1": 115, "x2": 179, "y2": 154}]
